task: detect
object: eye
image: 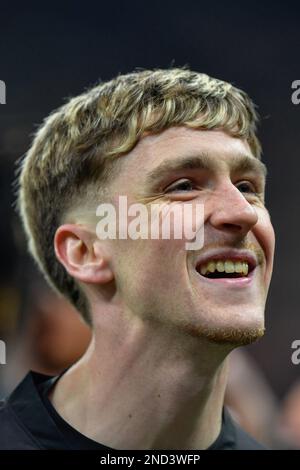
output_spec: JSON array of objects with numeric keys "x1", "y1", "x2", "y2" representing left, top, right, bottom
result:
[
  {"x1": 165, "y1": 179, "x2": 196, "y2": 193},
  {"x1": 236, "y1": 181, "x2": 258, "y2": 195}
]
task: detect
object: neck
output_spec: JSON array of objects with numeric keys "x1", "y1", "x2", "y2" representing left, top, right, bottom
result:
[{"x1": 49, "y1": 314, "x2": 232, "y2": 450}]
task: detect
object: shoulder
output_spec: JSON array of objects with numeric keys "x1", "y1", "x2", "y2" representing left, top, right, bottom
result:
[
  {"x1": 225, "y1": 409, "x2": 267, "y2": 450},
  {"x1": 0, "y1": 397, "x2": 41, "y2": 449},
  {"x1": 233, "y1": 423, "x2": 266, "y2": 450},
  {"x1": 210, "y1": 407, "x2": 267, "y2": 450},
  {"x1": 0, "y1": 371, "x2": 57, "y2": 450}
]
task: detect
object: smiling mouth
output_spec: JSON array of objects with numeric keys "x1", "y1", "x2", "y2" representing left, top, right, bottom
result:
[{"x1": 196, "y1": 259, "x2": 256, "y2": 279}]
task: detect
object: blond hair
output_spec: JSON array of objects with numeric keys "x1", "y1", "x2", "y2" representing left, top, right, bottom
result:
[{"x1": 17, "y1": 67, "x2": 262, "y2": 325}]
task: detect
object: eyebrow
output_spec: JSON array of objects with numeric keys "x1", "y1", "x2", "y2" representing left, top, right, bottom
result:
[{"x1": 144, "y1": 152, "x2": 267, "y2": 188}]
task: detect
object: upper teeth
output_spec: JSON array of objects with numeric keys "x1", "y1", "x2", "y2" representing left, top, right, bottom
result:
[{"x1": 199, "y1": 260, "x2": 249, "y2": 276}]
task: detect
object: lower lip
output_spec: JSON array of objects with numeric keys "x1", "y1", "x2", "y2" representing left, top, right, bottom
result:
[{"x1": 196, "y1": 268, "x2": 256, "y2": 287}]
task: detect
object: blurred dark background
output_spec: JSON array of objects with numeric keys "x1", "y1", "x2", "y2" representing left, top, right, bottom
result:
[{"x1": 0, "y1": 0, "x2": 300, "y2": 448}]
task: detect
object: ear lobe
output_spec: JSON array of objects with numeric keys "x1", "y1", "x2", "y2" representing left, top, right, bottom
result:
[
  {"x1": 91, "y1": 256, "x2": 115, "y2": 284},
  {"x1": 54, "y1": 224, "x2": 114, "y2": 285},
  {"x1": 92, "y1": 241, "x2": 114, "y2": 284}
]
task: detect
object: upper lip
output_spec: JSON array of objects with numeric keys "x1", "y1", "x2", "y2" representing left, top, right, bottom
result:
[{"x1": 195, "y1": 248, "x2": 258, "y2": 273}]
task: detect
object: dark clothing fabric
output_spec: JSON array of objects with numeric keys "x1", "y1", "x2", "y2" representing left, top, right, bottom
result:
[{"x1": 0, "y1": 371, "x2": 265, "y2": 450}]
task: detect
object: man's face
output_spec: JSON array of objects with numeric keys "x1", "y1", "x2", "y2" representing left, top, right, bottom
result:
[{"x1": 106, "y1": 127, "x2": 275, "y2": 345}]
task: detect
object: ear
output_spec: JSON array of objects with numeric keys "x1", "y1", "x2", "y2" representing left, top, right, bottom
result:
[{"x1": 54, "y1": 224, "x2": 114, "y2": 284}]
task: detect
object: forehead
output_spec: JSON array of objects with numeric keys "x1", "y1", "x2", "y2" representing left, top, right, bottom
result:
[{"x1": 117, "y1": 127, "x2": 266, "y2": 186}]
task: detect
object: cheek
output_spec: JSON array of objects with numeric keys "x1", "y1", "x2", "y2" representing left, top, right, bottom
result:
[
  {"x1": 155, "y1": 202, "x2": 204, "y2": 248},
  {"x1": 256, "y1": 209, "x2": 275, "y2": 280},
  {"x1": 114, "y1": 236, "x2": 185, "y2": 281},
  {"x1": 136, "y1": 239, "x2": 189, "y2": 296},
  {"x1": 115, "y1": 239, "x2": 187, "y2": 317}
]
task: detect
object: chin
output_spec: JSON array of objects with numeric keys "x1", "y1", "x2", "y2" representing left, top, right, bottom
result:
[
  {"x1": 207, "y1": 308, "x2": 266, "y2": 346},
  {"x1": 204, "y1": 325, "x2": 266, "y2": 346},
  {"x1": 180, "y1": 319, "x2": 265, "y2": 347}
]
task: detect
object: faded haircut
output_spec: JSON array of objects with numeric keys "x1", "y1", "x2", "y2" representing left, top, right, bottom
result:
[{"x1": 17, "y1": 67, "x2": 262, "y2": 325}]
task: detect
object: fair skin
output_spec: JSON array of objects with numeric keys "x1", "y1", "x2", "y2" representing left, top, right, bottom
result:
[{"x1": 51, "y1": 127, "x2": 275, "y2": 449}]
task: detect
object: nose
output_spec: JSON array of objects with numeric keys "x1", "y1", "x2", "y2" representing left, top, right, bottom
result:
[{"x1": 208, "y1": 181, "x2": 259, "y2": 235}]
